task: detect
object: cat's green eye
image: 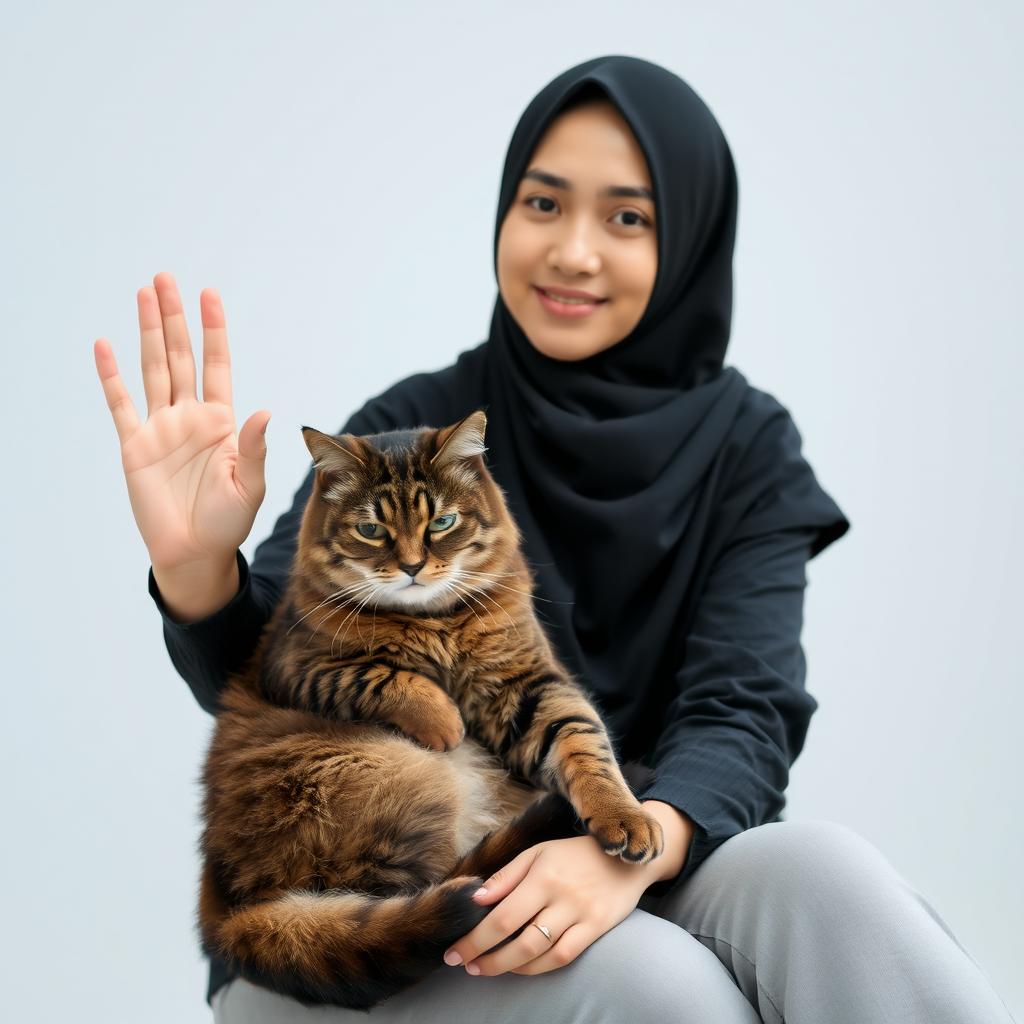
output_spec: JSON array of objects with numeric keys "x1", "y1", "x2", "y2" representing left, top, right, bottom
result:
[
  {"x1": 355, "y1": 522, "x2": 387, "y2": 540},
  {"x1": 428, "y1": 513, "x2": 457, "y2": 533}
]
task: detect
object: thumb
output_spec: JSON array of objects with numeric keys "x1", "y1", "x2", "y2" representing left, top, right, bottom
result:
[
  {"x1": 235, "y1": 409, "x2": 271, "y2": 504},
  {"x1": 472, "y1": 844, "x2": 543, "y2": 905}
]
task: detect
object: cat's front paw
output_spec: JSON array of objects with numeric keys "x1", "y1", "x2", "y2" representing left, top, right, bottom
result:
[
  {"x1": 387, "y1": 686, "x2": 466, "y2": 753},
  {"x1": 585, "y1": 804, "x2": 664, "y2": 865}
]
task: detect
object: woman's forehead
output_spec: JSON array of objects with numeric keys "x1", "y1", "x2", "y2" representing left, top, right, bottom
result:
[
  {"x1": 520, "y1": 102, "x2": 653, "y2": 194},
  {"x1": 519, "y1": 166, "x2": 655, "y2": 202}
]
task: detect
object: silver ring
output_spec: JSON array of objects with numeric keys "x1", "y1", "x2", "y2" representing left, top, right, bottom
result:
[{"x1": 531, "y1": 922, "x2": 553, "y2": 942}]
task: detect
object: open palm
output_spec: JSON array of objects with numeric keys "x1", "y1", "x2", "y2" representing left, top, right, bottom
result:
[{"x1": 94, "y1": 272, "x2": 271, "y2": 573}]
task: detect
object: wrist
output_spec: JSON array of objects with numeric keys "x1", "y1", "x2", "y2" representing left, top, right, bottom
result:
[
  {"x1": 151, "y1": 550, "x2": 240, "y2": 624},
  {"x1": 640, "y1": 799, "x2": 696, "y2": 885}
]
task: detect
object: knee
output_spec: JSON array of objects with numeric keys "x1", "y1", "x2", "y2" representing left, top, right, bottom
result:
[
  {"x1": 565, "y1": 910, "x2": 758, "y2": 1022},
  {"x1": 719, "y1": 819, "x2": 904, "y2": 920}
]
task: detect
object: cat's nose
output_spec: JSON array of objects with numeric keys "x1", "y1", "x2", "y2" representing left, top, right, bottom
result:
[{"x1": 399, "y1": 559, "x2": 427, "y2": 578}]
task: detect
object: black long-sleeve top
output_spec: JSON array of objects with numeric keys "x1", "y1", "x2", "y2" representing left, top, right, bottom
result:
[{"x1": 148, "y1": 359, "x2": 848, "y2": 1005}]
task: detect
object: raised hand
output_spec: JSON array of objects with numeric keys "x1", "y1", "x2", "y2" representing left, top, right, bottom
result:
[{"x1": 94, "y1": 272, "x2": 271, "y2": 616}]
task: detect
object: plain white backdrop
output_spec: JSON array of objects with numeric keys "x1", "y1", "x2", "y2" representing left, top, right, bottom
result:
[{"x1": 2, "y1": 2, "x2": 1020, "y2": 1020}]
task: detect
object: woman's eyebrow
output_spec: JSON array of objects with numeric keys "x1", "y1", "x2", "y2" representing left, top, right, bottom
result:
[{"x1": 523, "y1": 167, "x2": 655, "y2": 202}]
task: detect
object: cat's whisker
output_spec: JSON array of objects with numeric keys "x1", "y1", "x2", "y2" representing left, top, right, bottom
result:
[
  {"x1": 455, "y1": 575, "x2": 522, "y2": 638},
  {"x1": 458, "y1": 571, "x2": 561, "y2": 604},
  {"x1": 310, "y1": 585, "x2": 378, "y2": 625},
  {"x1": 303, "y1": 582, "x2": 381, "y2": 649},
  {"x1": 461, "y1": 576, "x2": 572, "y2": 624},
  {"x1": 352, "y1": 585, "x2": 385, "y2": 647},
  {"x1": 335, "y1": 588, "x2": 380, "y2": 654},
  {"x1": 287, "y1": 579, "x2": 379, "y2": 635},
  {"x1": 286, "y1": 592, "x2": 349, "y2": 635},
  {"x1": 309, "y1": 581, "x2": 378, "y2": 628},
  {"x1": 332, "y1": 597, "x2": 371, "y2": 656},
  {"x1": 441, "y1": 578, "x2": 489, "y2": 629},
  {"x1": 367, "y1": 591, "x2": 387, "y2": 650},
  {"x1": 330, "y1": 589, "x2": 374, "y2": 656}
]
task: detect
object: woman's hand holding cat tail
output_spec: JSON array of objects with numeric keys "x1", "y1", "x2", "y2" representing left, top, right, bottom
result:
[
  {"x1": 442, "y1": 833, "x2": 672, "y2": 978},
  {"x1": 94, "y1": 272, "x2": 271, "y2": 621}
]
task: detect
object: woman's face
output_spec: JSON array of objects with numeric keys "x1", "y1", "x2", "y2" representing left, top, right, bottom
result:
[{"x1": 497, "y1": 99, "x2": 658, "y2": 361}]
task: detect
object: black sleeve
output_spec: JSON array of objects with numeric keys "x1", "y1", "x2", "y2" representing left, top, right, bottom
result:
[
  {"x1": 634, "y1": 514, "x2": 833, "y2": 897},
  {"x1": 147, "y1": 398, "x2": 402, "y2": 715},
  {"x1": 635, "y1": 522, "x2": 822, "y2": 896}
]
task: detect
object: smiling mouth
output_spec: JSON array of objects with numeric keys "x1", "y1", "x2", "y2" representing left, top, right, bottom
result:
[{"x1": 534, "y1": 286, "x2": 608, "y2": 304}]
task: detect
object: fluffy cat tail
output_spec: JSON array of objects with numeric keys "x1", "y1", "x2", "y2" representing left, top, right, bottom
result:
[
  {"x1": 199, "y1": 794, "x2": 581, "y2": 1009},
  {"x1": 200, "y1": 866, "x2": 489, "y2": 1010}
]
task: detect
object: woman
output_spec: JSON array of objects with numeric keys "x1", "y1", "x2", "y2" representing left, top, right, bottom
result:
[{"x1": 94, "y1": 55, "x2": 1014, "y2": 1023}]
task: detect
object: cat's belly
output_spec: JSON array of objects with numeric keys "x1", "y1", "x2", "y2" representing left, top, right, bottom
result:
[{"x1": 444, "y1": 738, "x2": 544, "y2": 857}]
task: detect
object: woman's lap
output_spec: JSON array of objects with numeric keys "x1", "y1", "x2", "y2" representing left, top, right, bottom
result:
[
  {"x1": 212, "y1": 819, "x2": 1014, "y2": 1024},
  {"x1": 213, "y1": 905, "x2": 758, "y2": 1023},
  {"x1": 213, "y1": 904, "x2": 760, "y2": 1022}
]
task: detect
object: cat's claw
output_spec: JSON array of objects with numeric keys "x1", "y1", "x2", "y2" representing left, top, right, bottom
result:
[{"x1": 586, "y1": 806, "x2": 664, "y2": 864}]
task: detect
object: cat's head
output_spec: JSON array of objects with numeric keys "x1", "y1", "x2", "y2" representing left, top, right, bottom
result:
[{"x1": 297, "y1": 410, "x2": 523, "y2": 613}]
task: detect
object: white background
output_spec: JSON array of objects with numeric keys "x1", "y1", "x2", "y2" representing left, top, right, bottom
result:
[{"x1": 2, "y1": 2, "x2": 1020, "y2": 1020}]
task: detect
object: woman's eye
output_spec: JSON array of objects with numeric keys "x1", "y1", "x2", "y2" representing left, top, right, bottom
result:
[
  {"x1": 355, "y1": 522, "x2": 386, "y2": 539},
  {"x1": 428, "y1": 513, "x2": 457, "y2": 533},
  {"x1": 611, "y1": 209, "x2": 650, "y2": 228},
  {"x1": 525, "y1": 196, "x2": 557, "y2": 214},
  {"x1": 525, "y1": 196, "x2": 649, "y2": 228}
]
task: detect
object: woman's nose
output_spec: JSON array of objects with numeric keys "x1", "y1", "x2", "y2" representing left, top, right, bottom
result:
[{"x1": 548, "y1": 223, "x2": 601, "y2": 276}]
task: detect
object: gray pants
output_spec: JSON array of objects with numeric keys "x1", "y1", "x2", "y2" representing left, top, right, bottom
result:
[{"x1": 212, "y1": 820, "x2": 1015, "y2": 1023}]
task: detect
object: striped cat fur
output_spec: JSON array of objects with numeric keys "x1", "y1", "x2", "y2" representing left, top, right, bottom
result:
[{"x1": 198, "y1": 410, "x2": 664, "y2": 1009}]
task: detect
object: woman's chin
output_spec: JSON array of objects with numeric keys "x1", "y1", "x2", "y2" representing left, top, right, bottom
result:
[{"x1": 521, "y1": 326, "x2": 622, "y2": 362}]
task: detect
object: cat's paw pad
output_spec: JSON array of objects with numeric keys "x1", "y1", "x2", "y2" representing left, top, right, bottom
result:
[{"x1": 585, "y1": 806, "x2": 664, "y2": 864}]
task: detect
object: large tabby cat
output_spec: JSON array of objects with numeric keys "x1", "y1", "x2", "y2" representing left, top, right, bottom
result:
[{"x1": 198, "y1": 410, "x2": 664, "y2": 1009}]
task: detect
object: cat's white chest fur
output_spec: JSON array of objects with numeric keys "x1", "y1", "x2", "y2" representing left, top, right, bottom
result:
[{"x1": 444, "y1": 738, "x2": 542, "y2": 857}]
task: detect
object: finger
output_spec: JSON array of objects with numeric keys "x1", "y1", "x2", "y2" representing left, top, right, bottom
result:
[
  {"x1": 200, "y1": 287, "x2": 232, "y2": 406},
  {"x1": 509, "y1": 923, "x2": 592, "y2": 976},
  {"x1": 444, "y1": 846, "x2": 540, "y2": 965},
  {"x1": 235, "y1": 409, "x2": 271, "y2": 505},
  {"x1": 94, "y1": 338, "x2": 141, "y2": 443},
  {"x1": 137, "y1": 286, "x2": 171, "y2": 413},
  {"x1": 467, "y1": 904, "x2": 571, "y2": 978},
  {"x1": 443, "y1": 852, "x2": 545, "y2": 967},
  {"x1": 152, "y1": 271, "x2": 197, "y2": 403},
  {"x1": 470, "y1": 844, "x2": 541, "y2": 906}
]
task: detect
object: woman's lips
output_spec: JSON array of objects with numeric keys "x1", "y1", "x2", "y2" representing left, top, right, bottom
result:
[{"x1": 534, "y1": 285, "x2": 608, "y2": 318}]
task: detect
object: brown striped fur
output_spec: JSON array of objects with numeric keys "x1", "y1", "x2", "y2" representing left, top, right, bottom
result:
[{"x1": 198, "y1": 410, "x2": 663, "y2": 1009}]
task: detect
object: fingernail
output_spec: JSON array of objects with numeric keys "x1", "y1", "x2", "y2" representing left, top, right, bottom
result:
[
  {"x1": 472, "y1": 887, "x2": 488, "y2": 898},
  {"x1": 443, "y1": 950, "x2": 462, "y2": 966},
  {"x1": 465, "y1": 963, "x2": 480, "y2": 976}
]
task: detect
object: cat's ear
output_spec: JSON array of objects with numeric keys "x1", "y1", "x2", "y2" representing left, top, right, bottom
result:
[
  {"x1": 430, "y1": 410, "x2": 488, "y2": 470},
  {"x1": 301, "y1": 426, "x2": 367, "y2": 481}
]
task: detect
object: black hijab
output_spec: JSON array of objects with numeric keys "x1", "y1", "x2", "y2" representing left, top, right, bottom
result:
[
  {"x1": 348, "y1": 55, "x2": 848, "y2": 747},
  {"x1": 454, "y1": 55, "x2": 848, "y2": 735}
]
